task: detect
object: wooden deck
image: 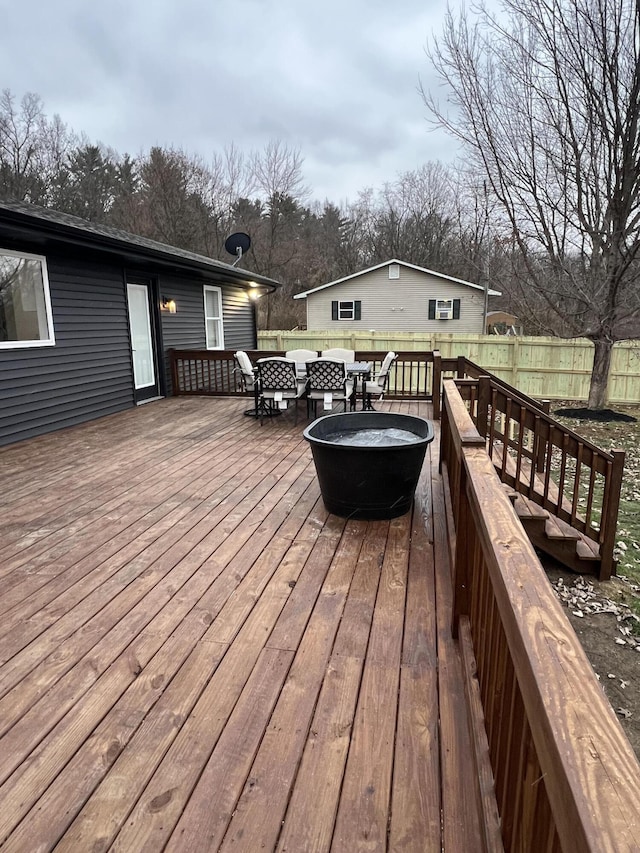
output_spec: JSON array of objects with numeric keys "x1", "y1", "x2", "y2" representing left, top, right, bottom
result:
[{"x1": 0, "y1": 397, "x2": 483, "y2": 852}]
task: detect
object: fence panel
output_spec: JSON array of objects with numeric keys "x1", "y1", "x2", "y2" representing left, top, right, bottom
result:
[{"x1": 260, "y1": 332, "x2": 640, "y2": 403}]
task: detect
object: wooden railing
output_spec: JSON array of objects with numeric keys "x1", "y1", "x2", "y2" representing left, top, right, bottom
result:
[
  {"x1": 440, "y1": 379, "x2": 640, "y2": 852},
  {"x1": 168, "y1": 348, "x2": 442, "y2": 418},
  {"x1": 440, "y1": 358, "x2": 625, "y2": 580}
]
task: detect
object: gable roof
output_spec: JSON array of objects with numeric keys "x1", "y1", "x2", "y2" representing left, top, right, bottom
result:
[
  {"x1": 0, "y1": 199, "x2": 280, "y2": 292},
  {"x1": 293, "y1": 258, "x2": 500, "y2": 299}
]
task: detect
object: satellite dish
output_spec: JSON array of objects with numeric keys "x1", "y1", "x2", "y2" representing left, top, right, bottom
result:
[{"x1": 224, "y1": 232, "x2": 251, "y2": 266}]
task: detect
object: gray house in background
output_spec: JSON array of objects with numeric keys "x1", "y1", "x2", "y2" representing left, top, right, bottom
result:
[
  {"x1": 294, "y1": 259, "x2": 500, "y2": 332},
  {"x1": 0, "y1": 200, "x2": 278, "y2": 447}
]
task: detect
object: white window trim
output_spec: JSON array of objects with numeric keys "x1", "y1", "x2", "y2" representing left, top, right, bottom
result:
[
  {"x1": 338, "y1": 300, "x2": 355, "y2": 320},
  {"x1": 435, "y1": 297, "x2": 455, "y2": 320},
  {"x1": 0, "y1": 247, "x2": 55, "y2": 349},
  {"x1": 203, "y1": 285, "x2": 225, "y2": 349}
]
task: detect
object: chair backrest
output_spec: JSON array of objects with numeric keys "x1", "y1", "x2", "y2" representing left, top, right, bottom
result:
[
  {"x1": 378, "y1": 351, "x2": 396, "y2": 378},
  {"x1": 306, "y1": 358, "x2": 348, "y2": 392},
  {"x1": 375, "y1": 351, "x2": 397, "y2": 389},
  {"x1": 285, "y1": 349, "x2": 318, "y2": 365},
  {"x1": 257, "y1": 357, "x2": 297, "y2": 391},
  {"x1": 234, "y1": 351, "x2": 255, "y2": 391},
  {"x1": 321, "y1": 348, "x2": 355, "y2": 363}
]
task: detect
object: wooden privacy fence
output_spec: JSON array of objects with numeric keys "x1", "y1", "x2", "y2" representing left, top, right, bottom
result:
[
  {"x1": 440, "y1": 379, "x2": 640, "y2": 852},
  {"x1": 169, "y1": 349, "x2": 442, "y2": 418},
  {"x1": 443, "y1": 360, "x2": 625, "y2": 580},
  {"x1": 260, "y1": 331, "x2": 640, "y2": 404}
]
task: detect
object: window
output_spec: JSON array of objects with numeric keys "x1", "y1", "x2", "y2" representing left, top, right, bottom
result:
[
  {"x1": 428, "y1": 298, "x2": 460, "y2": 320},
  {"x1": 339, "y1": 300, "x2": 355, "y2": 320},
  {"x1": 388, "y1": 263, "x2": 400, "y2": 279},
  {"x1": 0, "y1": 248, "x2": 55, "y2": 348},
  {"x1": 203, "y1": 286, "x2": 224, "y2": 349},
  {"x1": 436, "y1": 298, "x2": 454, "y2": 319},
  {"x1": 331, "y1": 300, "x2": 362, "y2": 321}
]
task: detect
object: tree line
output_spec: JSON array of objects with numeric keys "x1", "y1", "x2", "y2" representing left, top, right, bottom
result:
[{"x1": 0, "y1": 89, "x2": 509, "y2": 330}]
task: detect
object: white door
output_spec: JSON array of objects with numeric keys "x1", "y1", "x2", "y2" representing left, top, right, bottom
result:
[{"x1": 127, "y1": 283, "x2": 158, "y2": 400}]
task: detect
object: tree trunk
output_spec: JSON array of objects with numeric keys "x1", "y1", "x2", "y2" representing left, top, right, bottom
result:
[{"x1": 587, "y1": 338, "x2": 613, "y2": 409}]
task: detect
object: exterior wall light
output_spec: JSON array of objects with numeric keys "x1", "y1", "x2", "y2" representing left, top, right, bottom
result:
[{"x1": 161, "y1": 297, "x2": 177, "y2": 313}]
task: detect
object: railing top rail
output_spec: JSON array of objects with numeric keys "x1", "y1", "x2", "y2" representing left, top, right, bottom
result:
[
  {"x1": 452, "y1": 369, "x2": 619, "y2": 465},
  {"x1": 443, "y1": 381, "x2": 640, "y2": 850},
  {"x1": 443, "y1": 356, "x2": 546, "y2": 411},
  {"x1": 169, "y1": 347, "x2": 439, "y2": 361}
]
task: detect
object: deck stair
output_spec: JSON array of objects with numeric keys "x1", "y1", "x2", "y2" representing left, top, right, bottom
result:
[{"x1": 502, "y1": 483, "x2": 604, "y2": 575}]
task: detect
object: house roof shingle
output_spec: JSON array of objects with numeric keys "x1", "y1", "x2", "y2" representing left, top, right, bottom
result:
[{"x1": 0, "y1": 199, "x2": 280, "y2": 291}]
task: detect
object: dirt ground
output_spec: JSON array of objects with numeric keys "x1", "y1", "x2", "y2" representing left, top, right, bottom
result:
[{"x1": 544, "y1": 561, "x2": 640, "y2": 759}]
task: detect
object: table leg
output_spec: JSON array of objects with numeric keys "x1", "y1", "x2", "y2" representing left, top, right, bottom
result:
[{"x1": 362, "y1": 371, "x2": 373, "y2": 410}]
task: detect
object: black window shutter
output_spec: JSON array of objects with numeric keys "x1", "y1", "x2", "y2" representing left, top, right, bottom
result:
[
  {"x1": 354, "y1": 300, "x2": 361, "y2": 320},
  {"x1": 453, "y1": 299, "x2": 461, "y2": 319},
  {"x1": 332, "y1": 300, "x2": 338, "y2": 320},
  {"x1": 428, "y1": 299, "x2": 436, "y2": 320}
]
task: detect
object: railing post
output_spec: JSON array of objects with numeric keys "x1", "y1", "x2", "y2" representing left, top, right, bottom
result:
[
  {"x1": 457, "y1": 354, "x2": 467, "y2": 378},
  {"x1": 452, "y1": 460, "x2": 471, "y2": 639},
  {"x1": 599, "y1": 449, "x2": 626, "y2": 580},
  {"x1": 168, "y1": 348, "x2": 180, "y2": 396},
  {"x1": 432, "y1": 350, "x2": 442, "y2": 419},
  {"x1": 476, "y1": 375, "x2": 491, "y2": 439}
]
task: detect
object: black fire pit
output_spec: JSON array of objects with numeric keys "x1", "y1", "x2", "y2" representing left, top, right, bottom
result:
[{"x1": 303, "y1": 411, "x2": 434, "y2": 519}]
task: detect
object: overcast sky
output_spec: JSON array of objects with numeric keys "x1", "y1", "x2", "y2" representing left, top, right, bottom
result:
[{"x1": 1, "y1": 0, "x2": 458, "y2": 205}]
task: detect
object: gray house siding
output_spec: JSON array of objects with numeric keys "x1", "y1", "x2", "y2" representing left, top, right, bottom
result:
[
  {"x1": 304, "y1": 264, "x2": 486, "y2": 333},
  {"x1": 0, "y1": 255, "x2": 134, "y2": 447},
  {"x1": 158, "y1": 276, "x2": 207, "y2": 352},
  {"x1": 222, "y1": 287, "x2": 256, "y2": 349},
  {"x1": 0, "y1": 201, "x2": 275, "y2": 447},
  {"x1": 160, "y1": 278, "x2": 254, "y2": 350},
  {"x1": 159, "y1": 278, "x2": 255, "y2": 394}
]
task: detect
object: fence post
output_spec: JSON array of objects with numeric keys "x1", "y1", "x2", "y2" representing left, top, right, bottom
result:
[
  {"x1": 511, "y1": 336, "x2": 519, "y2": 387},
  {"x1": 432, "y1": 350, "x2": 442, "y2": 419},
  {"x1": 599, "y1": 449, "x2": 626, "y2": 580}
]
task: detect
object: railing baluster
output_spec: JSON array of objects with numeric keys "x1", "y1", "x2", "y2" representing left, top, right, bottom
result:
[
  {"x1": 557, "y1": 434, "x2": 568, "y2": 516},
  {"x1": 571, "y1": 443, "x2": 584, "y2": 526},
  {"x1": 488, "y1": 388, "x2": 497, "y2": 461},
  {"x1": 585, "y1": 459, "x2": 597, "y2": 531},
  {"x1": 514, "y1": 406, "x2": 525, "y2": 487},
  {"x1": 494, "y1": 654, "x2": 517, "y2": 818},
  {"x1": 529, "y1": 413, "x2": 541, "y2": 497}
]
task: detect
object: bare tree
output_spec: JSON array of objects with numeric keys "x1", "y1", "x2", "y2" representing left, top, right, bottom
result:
[
  {"x1": 425, "y1": 0, "x2": 640, "y2": 408},
  {"x1": 250, "y1": 140, "x2": 309, "y2": 203},
  {"x1": 0, "y1": 90, "x2": 75, "y2": 204}
]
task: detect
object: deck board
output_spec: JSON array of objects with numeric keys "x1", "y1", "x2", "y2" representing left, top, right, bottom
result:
[{"x1": 0, "y1": 396, "x2": 484, "y2": 852}]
